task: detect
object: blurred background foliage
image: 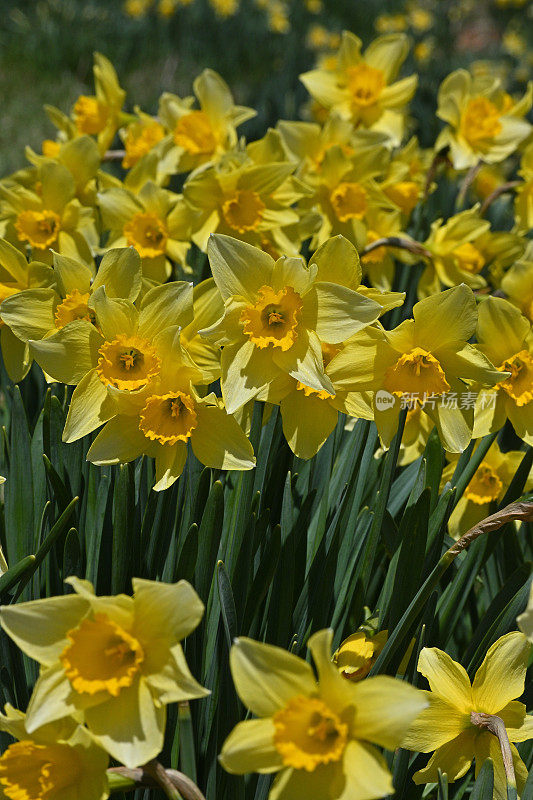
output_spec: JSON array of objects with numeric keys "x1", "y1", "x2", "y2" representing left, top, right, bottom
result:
[{"x1": 1, "y1": 0, "x2": 532, "y2": 175}]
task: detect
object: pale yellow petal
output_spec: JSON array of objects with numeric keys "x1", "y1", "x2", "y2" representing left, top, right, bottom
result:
[
  {"x1": 63, "y1": 368, "x2": 116, "y2": 442},
  {"x1": 413, "y1": 730, "x2": 475, "y2": 784},
  {"x1": 207, "y1": 234, "x2": 274, "y2": 302},
  {"x1": 352, "y1": 676, "x2": 429, "y2": 750},
  {"x1": 403, "y1": 693, "x2": 470, "y2": 753},
  {"x1": 219, "y1": 718, "x2": 283, "y2": 774},
  {"x1": 417, "y1": 647, "x2": 472, "y2": 712},
  {"x1": 472, "y1": 631, "x2": 530, "y2": 714}
]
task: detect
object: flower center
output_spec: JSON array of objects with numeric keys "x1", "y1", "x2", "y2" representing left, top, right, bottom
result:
[
  {"x1": 15, "y1": 210, "x2": 61, "y2": 250},
  {"x1": 0, "y1": 740, "x2": 82, "y2": 800},
  {"x1": 459, "y1": 97, "x2": 502, "y2": 146},
  {"x1": 174, "y1": 111, "x2": 217, "y2": 155},
  {"x1": 54, "y1": 290, "x2": 96, "y2": 329},
  {"x1": 240, "y1": 285, "x2": 302, "y2": 351},
  {"x1": 330, "y1": 182, "x2": 367, "y2": 222},
  {"x1": 123, "y1": 212, "x2": 168, "y2": 258},
  {"x1": 123, "y1": 120, "x2": 165, "y2": 168},
  {"x1": 384, "y1": 347, "x2": 450, "y2": 398},
  {"x1": 361, "y1": 230, "x2": 386, "y2": 265},
  {"x1": 384, "y1": 181, "x2": 420, "y2": 214},
  {"x1": 73, "y1": 95, "x2": 110, "y2": 135},
  {"x1": 453, "y1": 242, "x2": 486, "y2": 275},
  {"x1": 346, "y1": 63, "x2": 385, "y2": 108},
  {"x1": 465, "y1": 462, "x2": 503, "y2": 504},
  {"x1": 498, "y1": 350, "x2": 533, "y2": 407},
  {"x1": 42, "y1": 140, "x2": 61, "y2": 158},
  {"x1": 221, "y1": 190, "x2": 266, "y2": 233},
  {"x1": 60, "y1": 613, "x2": 144, "y2": 697},
  {"x1": 97, "y1": 334, "x2": 160, "y2": 390},
  {"x1": 272, "y1": 695, "x2": 348, "y2": 772},
  {"x1": 139, "y1": 390, "x2": 198, "y2": 445},
  {"x1": 296, "y1": 382, "x2": 334, "y2": 400}
]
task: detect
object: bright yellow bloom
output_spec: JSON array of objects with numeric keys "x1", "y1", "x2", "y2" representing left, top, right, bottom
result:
[
  {"x1": 300, "y1": 32, "x2": 418, "y2": 146},
  {"x1": 435, "y1": 69, "x2": 532, "y2": 169},
  {"x1": 201, "y1": 234, "x2": 382, "y2": 414},
  {"x1": 157, "y1": 69, "x2": 255, "y2": 175},
  {"x1": 72, "y1": 53, "x2": 126, "y2": 155},
  {"x1": 333, "y1": 285, "x2": 504, "y2": 452},
  {"x1": 121, "y1": 113, "x2": 165, "y2": 168},
  {"x1": 219, "y1": 629, "x2": 427, "y2": 798},
  {"x1": 28, "y1": 280, "x2": 194, "y2": 442},
  {"x1": 474, "y1": 297, "x2": 533, "y2": 446},
  {"x1": 0, "y1": 704, "x2": 109, "y2": 800},
  {"x1": 0, "y1": 576, "x2": 209, "y2": 767},
  {"x1": 443, "y1": 441, "x2": 533, "y2": 538},
  {"x1": 404, "y1": 633, "x2": 533, "y2": 800},
  {"x1": 334, "y1": 629, "x2": 414, "y2": 681},
  {"x1": 98, "y1": 181, "x2": 194, "y2": 281},
  {"x1": 87, "y1": 327, "x2": 255, "y2": 490}
]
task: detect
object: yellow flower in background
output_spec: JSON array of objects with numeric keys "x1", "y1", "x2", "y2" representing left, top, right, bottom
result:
[
  {"x1": 25, "y1": 134, "x2": 102, "y2": 207},
  {"x1": 0, "y1": 704, "x2": 109, "y2": 800},
  {"x1": 403, "y1": 633, "x2": 533, "y2": 800},
  {"x1": 0, "y1": 160, "x2": 97, "y2": 267},
  {"x1": 334, "y1": 629, "x2": 414, "y2": 681},
  {"x1": 435, "y1": 69, "x2": 532, "y2": 169},
  {"x1": 120, "y1": 110, "x2": 165, "y2": 169},
  {"x1": 0, "y1": 238, "x2": 55, "y2": 383},
  {"x1": 157, "y1": 69, "x2": 255, "y2": 176},
  {"x1": 443, "y1": 441, "x2": 533, "y2": 538},
  {"x1": 28, "y1": 280, "x2": 193, "y2": 442},
  {"x1": 300, "y1": 32, "x2": 417, "y2": 146},
  {"x1": 201, "y1": 234, "x2": 382, "y2": 414},
  {"x1": 219, "y1": 629, "x2": 427, "y2": 799},
  {"x1": 98, "y1": 181, "x2": 195, "y2": 281},
  {"x1": 87, "y1": 326, "x2": 255, "y2": 490},
  {"x1": 474, "y1": 297, "x2": 533, "y2": 446},
  {"x1": 0, "y1": 576, "x2": 209, "y2": 768},
  {"x1": 72, "y1": 53, "x2": 126, "y2": 156},
  {"x1": 501, "y1": 251, "x2": 533, "y2": 322},
  {"x1": 210, "y1": 0, "x2": 239, "y2": 16},
  {"x1": 515, "y1": 142, "x2": 533, "y2": 233},
  {"x1": 333, "y1": 285, "x2": 503, "y2": 452}
]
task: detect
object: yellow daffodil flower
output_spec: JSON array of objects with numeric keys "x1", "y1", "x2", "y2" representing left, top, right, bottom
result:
[
  {"x1": 474, "y1": 297, "x2": 533, "y2": 445},
  {"x1": 300, "y1": 32, "x2": 418, "y2": 146},
  {"x1": 219, "y1": 629, "x2": 427, "y2": 799},
  {"x1": 333, "y1": 629, "x2": 414, "y2": 681},
  {"x1": 0, "y1": 576, "x2": 209, "y2": 768},
  {"x1": 201, "y1": 234, "x2": 383, "y2": 414},
  {"x1": 87, "y1": 326, "x2": 255, "y2": 490},
  {"x1": 72, "y1": 53, "x2": 126, "y2": 156},
  {"x1": 0, "y1": 160, "x2": 97, "y2": 267},
  {"x1": 380, "y1": 136, "x2": 430, "y2": 217},
  {"x1": 403, "y1": 633, "x2": 533, "y2": 800},
  {"x1": 435, "y1": 69, "x2": 532, "y2": 169},
  {"x1": 28, "y1": 280, "x2": 194, "y2": 442},
  {"x1": 0, "y1": 703, "x2": 109, "y2": 800},
  {"x1": 120, "y1": 109, "x2": 165, "y2": 169},
  {"x1": 332, "y1": 284, "x2": 504, "y2": 452},
  {"x1": 0, "y1": 238, "x2": 55, "y2": 382},
  {"x1": 157, "y1": 69, "x2": 255, "y2": 176},
  {"x1": 25, "y1": 135, "x2": 102, "y2": 207},
  {"x1": 443, "y1": 441, "x2": 533, "y2": 538},
  {"x1": 98, "y1": 181, "x2": 195, "y2": 282}
]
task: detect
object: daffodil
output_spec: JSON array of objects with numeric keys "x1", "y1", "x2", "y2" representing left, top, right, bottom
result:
[
  {"x1": 380, "y1": 136, "x2": 430, "y2": 217},
  {"x1": 120, "y1": 109, "x2": 165, "y2": 169},
  {"x1": 0, "y1": 576, "x2": 209, "y2": 767},
  {"x1": 157, "y1": 69, "x2": 256, "y2": 176},
  {"x1": 183, "y1": 151, "x2": 302, "y2": 252},
  {"x1": 28, "y1": 280, "x2": 193, "y2": 442},
  {"x1": 333, "y1": 629, "x2": 413, "y2": 681},
  {"x1": 0, "y1": 238, "x2": 55, "y2": 382},
  {"x1": 219, "y1": 629, "x2": 427, "y2": 799},
  {"x1": 501, "y1": 252, "x2": 533, "y2": 322},
  {"x1": 443, "y1": 441, "x2": 533, "y2": 538},
  {"x1": 515, "y1": 142, "x2": 533, "y2": 233},
  {"x1": 201, "y1": 234, "x2": 383, "y2": 414},
  {"x1": 87, "y1": 326, "x2": 255, "y2": 490},
  {"x1": 98, "y1": 181, "x2": 195, "y2": 281},
  {"x1": 0, "y1": 160, "x2": 97, "y2": 267},
  {"x1": 403, "y1": 633, "x2": 533, "y2": 800},
  {"x1": 71, "y1": 53, "x2": 126, "y2": 156},
  {"x1": 25, "y1": 135, "x2": 102, "y2": 207},
  {"x1": 435, "y1": 69, "x2": 532, "y2": 169},
  {"x1": 300, "y1": 32, "x2": 418, "y2": 146},
  {"x1": 0, "y1": 704, "x2": 109, "y2": 800},
  {"x1": 473, "y1": 297, "x2": 533, "y2": 445},
  {"x1": 332, "y1": 284, "x2": 503, "y2": 452}
]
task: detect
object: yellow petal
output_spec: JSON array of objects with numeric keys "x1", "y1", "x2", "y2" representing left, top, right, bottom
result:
[
  {"x1": 91, "y1": 247, "x2": 142, "y2": 301},
  {"x1": 53, "y1": 252, "x2": 93, "y2": 295},
  {"x1": 269, "y1": 762, "x2": 342, "y2": 800},
  {"x1": 132, "y1": 578, "x2": 204, "y2": 646},
  {"x1": 413, "y1": 729, "x2": 475, "y2": 784},
  {"x1": 24, "y1": 663, "x2": 84, "y2": 733},
  {"x1": 86, "y1": 416, "x2": 148, "y2": 465},
  {"x1": 309, "y1": 235, "x2": 361, "y2": 289},
  {"x1": 281, "y1": 389, "x2": 338, "y2": 459},
  {"x1": 144, "y1": 642, "x2": 209, "y2": 704},
  {"x1": 89, "y1": 286, "x2": 138, "y2": 341},
  {"x1": 338, "y1": 740, "x2": 393, "y2": 800},
  {"x1": 219, "y1": 718, "x2": 283, "y2": 774},
  {"x1": 413, "y1": 284, "x2": 477, "y2": 352},
  {"x1": 312, "y1": 283, "x2": 381, "y2": 343},
  {"x1": 472, "y1": 631, "x2": 530, "y2": 714},
  {"x1": 221, "y1": 340, "x2": 280, "y2": 414},
  {"x1": 30, "y1": 320, "x2": 103, "y2": 384},
  {"x1": 351, "y1": 676, "x2": 429, "y2": 750},
  {"x1": 207, "y1": 234, "x2": 274, "y2": 302},
  {"x1": 153, "y1": 442, "x2": 188, "y2": 491},
  {"x1": 229, "y1": 637, "x2": 316, "y2": 718},
  {"x1": 63, "y1": 368, "x2": 117, "y2": 442},
  {"x1": 138, "y1": 280, "x2": 194, "y2": 340},
  {"x1": 417, "y1": 647, "x2": 472, "y2": 712},
  {"x1": 403, "y1": 693, "x2": 470, "y2": 753},
  {"x1": 192, "y1": 403, "x2": 255, "y2": 470}
]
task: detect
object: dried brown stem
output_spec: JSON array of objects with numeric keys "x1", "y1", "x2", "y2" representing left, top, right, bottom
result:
[
  {"x1": 471, "y1": 712, "x2": 516, "y2": 787},
  {"x1": 361, "y1": 236, "x2": 432, "y2": 260},
  {"x1": 480, "y1": 180, "x2": 522, "y2": 216},
  {"x1": 447, "y1": 499, "x2": 533, "y2": 558},
  {"x1": 108, "y1": 763, "x2": 206, "y2": 800}
]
